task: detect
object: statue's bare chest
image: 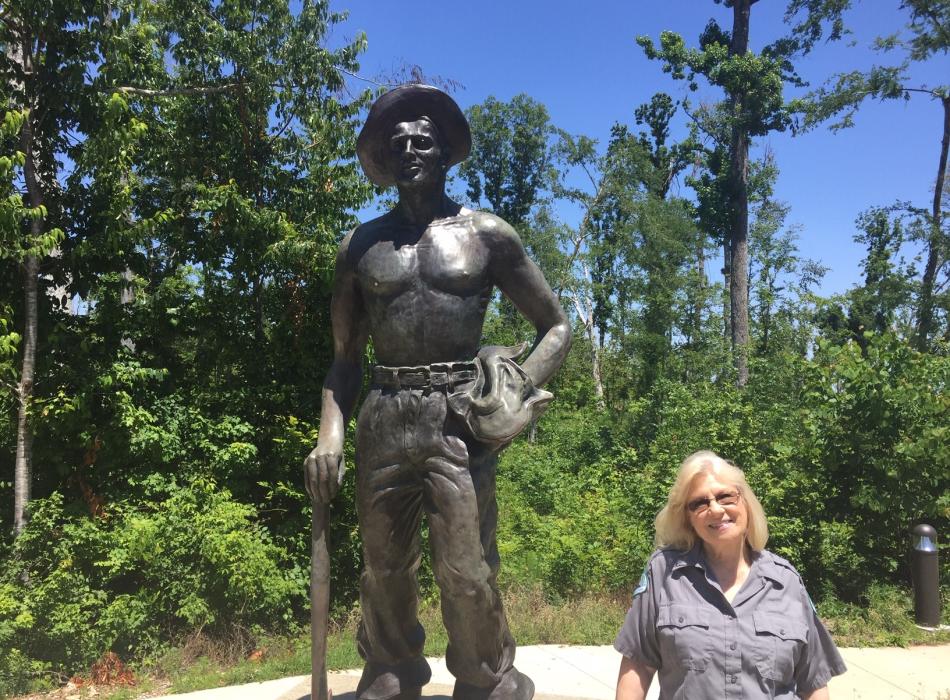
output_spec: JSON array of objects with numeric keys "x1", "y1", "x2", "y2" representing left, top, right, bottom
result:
[{"x1": 355, "y1": 224, "x2": 491, "y2": 301}]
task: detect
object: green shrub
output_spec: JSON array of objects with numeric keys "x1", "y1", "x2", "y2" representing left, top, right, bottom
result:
[
  {"x1": 497, "y1": 410, "x2": 653, "y2": 596},
  {"x1": 0, "y1": 478, "x2": 304, "y2": 695}
]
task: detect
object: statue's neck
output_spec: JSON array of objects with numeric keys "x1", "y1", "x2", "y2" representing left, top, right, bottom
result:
[{"x1": 396, "y1": 181, "x2": 451, "y2": 226}]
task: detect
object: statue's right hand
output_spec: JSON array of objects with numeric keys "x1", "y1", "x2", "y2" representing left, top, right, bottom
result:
[{"x1": 304, "y1": 446, "x2": 345, "y2": 504}]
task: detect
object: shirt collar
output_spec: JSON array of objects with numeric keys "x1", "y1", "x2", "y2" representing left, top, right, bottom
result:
[
  {"x1": 670, "y1": 545, "x2": 785, "y2": 588},
  {"x1": 670, "y1": 543, "x2": 707, "y2": 574}
]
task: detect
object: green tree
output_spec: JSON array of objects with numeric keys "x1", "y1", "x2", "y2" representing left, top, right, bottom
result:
[
  {"x1": 459, "y1": 94, "x2": 555, "y2": 229},
  {"x1": 788, "y1": 0, "x2": 949, "y2": 350},
  {"x1": 801, "y1": 334, "x2": 950, "y2": 593},
  {"x1": 553, "y1": 130, "x2": 617, "y2": 405},
  {"x1": 638, "y1": 1, "x2": 792, "y2": 386},
  {"x1": 818, "y1": 207, "x2": 917, "y2": 350},
  {"x1": 687, "y1": 138, "x2": 733, "y2": 340},
  {"x1": 852, "y1": 209, "x2": 917, "y2": 339},
  {"x1": 0, "y1": 0, "x2": 371, "y2": 681},
  {"x1": 1, "y1": 0, "x2": 102, "y2": 533},
  {"x1": 747, "y1": 197, "x2": 825, "y2": 356},
  {"x1": 67, "y1": 0, "x2": 372, "y2": 581},
  {"x1": 629, "y1": 92, "x2": 700, "y2": 200},
  {"x1": 0, "y1": 0, "x2": 372, "y2": 604},
  {"x1": 0, "y1": 109, "x2": 50, "y2": 527},
  {"x1": 688, "y1": 134, "x2": 780, "y2": 362},
  {"x1": 606, "y1": 97, "x2": 703, "y2": 391},
  {"x1": 554, "y1": 96, "x2": 699, "y2": 401}
]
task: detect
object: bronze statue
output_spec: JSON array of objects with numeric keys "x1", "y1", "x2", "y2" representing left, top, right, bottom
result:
[{"x1": 304, "y1": 84, "x2": 570, "y2": 700}]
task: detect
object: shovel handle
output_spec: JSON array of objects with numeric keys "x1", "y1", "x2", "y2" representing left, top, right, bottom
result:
[{"x1": 311, "y1": 501, "x2": 330, "y2": 700}]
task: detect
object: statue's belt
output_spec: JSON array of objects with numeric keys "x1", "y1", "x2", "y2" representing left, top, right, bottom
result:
[{"x1": 371, "y1": 362, "x2": 478, "y2": 390}]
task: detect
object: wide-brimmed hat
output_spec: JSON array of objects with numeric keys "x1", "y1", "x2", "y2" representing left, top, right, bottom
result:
[{"x1": 356, "y1": 84, "x2": 471, "y2": 187}]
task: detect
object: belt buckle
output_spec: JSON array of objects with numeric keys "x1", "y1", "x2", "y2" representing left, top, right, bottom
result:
[{"x1": 429, "y1": 370, "x2": 448, "y2": 388}]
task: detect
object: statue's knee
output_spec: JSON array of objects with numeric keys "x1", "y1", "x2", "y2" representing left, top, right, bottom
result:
[
  {"x1": 363, "y1": 545, "x2": 420, "y2": 577},
  {"x1": 432, "y1": 560, "x2": 488, "y2": 598},
  {"x1": 362, "y1": 562, "x2": 418, "y2": 589}
]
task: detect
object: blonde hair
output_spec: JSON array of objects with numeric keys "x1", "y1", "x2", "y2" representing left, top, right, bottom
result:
[{"x1": 654, "y1": 450, "x2": 768, "y2": 552}]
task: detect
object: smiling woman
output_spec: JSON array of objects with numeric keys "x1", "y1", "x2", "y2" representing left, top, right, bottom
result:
[
  {"x1": 613, "y1": 451, "x2": 848, "y2": 700},
  {"x1": 655, "y1": 451, "x2": 769, "y2": 558}
]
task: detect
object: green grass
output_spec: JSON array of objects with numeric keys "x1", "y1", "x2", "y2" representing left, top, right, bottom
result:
[
  {"x1": 149, "y1": 631, "x2": 313, "y2": 695},
  {"x1": 817, "y1": 583, "x2": 950, "y2": 648}
]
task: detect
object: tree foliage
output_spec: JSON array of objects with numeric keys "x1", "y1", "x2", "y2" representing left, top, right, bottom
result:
[
  {"x1": 788, "y1": 0, "x2": 950, "y2": 350},
  {"x1": 638, "y1": 3, "x2": 795, "y2": 386},
  {"x1": 0, "y1": 0, "x2": 371, "y2": 689},
  {"x1": 459, "y1": 94, "x2": 555, "y2": 228}
]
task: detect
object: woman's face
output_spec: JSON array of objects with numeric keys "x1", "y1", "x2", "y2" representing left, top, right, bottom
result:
[{"x1": 685, "y1": 471, "x2": 748, "y2": 553}]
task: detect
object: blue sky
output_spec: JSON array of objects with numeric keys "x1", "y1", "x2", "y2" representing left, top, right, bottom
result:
[{"x1": 327, "y1": 1, "x2": 947, "y2": 297}]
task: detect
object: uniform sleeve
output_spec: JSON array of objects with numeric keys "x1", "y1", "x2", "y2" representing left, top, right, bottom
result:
[
  {"x1": 793, "y1": 581, "x2": 847, "y2": 694},
  {"x1": 613, "y1": 557, "x2": 662, "y2": 670}
]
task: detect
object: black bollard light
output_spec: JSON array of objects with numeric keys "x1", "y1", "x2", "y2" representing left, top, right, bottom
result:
[{"x1": 910, "y1": 523, "x2": 940, "y2": 629}]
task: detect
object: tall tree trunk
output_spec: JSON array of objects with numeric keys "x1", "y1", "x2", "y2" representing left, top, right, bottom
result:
[
  {"x1": 722, "y1": 239, "x2": 731, "y2": 341},
  {"x1": 590, "y1": 340, "x2": 605, "y2": 406},
  {"x1": 693, "y1": 232, "x2": 705, "y2": 347},
  {"x1": 14, "y1": 253, "x2": 38, "y2": 535},
  {"x1": 14, "y1": 102, "x2": 42, "y2": 536},
  {"x1": 569, "y1": 269, "x2": 606, "y2": 408},
  {"x1": 729, "y1": 0, "x2": 752, "y2": 387},
  {"x1": 914, "y1": 94, "x2": 949, "y2": 351}
]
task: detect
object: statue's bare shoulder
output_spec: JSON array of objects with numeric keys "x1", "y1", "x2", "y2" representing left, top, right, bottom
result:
[
  {"x1": 464, "y1": 210, "x2": 528, "y2": 266},
  {"x1": 339, "y1": 211, "x2": 399, "y2": 269}
]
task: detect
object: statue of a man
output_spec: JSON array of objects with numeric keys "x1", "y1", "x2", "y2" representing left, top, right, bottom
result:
[{"x1": 304, "y1": 84, "x2": 570, "y2": 700}]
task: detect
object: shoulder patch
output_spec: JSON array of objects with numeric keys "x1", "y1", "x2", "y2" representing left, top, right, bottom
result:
[{"x1": 633, "y1": 568, "x2": 649, "y2": 599}]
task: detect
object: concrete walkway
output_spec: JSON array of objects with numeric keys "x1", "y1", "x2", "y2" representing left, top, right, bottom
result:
[{"x1": 152, "y1": 644, "x2": 950, "y2": 700}]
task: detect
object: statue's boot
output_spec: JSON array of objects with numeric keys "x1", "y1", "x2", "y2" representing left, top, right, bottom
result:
[
  {"x1": 355, "y1": 658, "x2": 431, "y2": 700},
  {"x1": 452, "y1": 668, "x2": 534, "y2": 700}
]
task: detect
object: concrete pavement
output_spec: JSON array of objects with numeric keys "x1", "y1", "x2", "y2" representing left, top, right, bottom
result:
[{"x1": 152, "y1": 644, "x2": 950, "y2": 700}]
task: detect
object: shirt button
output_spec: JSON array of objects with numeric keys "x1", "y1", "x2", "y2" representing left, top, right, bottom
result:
[
  {"x1": 780, "y1": 628, "x2": 786, "y2": 635},
  {"x1": 730, "y1": 675, "x2": 737, "y2": 684},
  {"x1": 730, "y1": 642, "x2": 737, "y2": 650},
  {"x1": 678, "y1": 616, "x2": 684, "y2": 623}
]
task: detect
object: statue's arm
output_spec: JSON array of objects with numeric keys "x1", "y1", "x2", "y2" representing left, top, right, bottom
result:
[
  {"x1": 304, "y1": 233, "x2": 369, "y2": 503},
  {"x1": 489, "y1": 218, "x2": 571, "y2": 387}
]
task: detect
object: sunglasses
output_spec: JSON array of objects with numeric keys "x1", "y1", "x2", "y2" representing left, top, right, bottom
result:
[{"x1": 687, "y1": 489, "x2": 741, "y2": 515}]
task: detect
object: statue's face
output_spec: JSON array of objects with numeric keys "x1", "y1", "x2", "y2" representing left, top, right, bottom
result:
[{"x1": 388, "y1": 119, "x2": 445, "y2": 187}]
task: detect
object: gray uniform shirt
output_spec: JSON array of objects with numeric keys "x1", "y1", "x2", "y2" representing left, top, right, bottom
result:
[{"x1": 614, "y1": 546, "x2": 846, "y2": 699}]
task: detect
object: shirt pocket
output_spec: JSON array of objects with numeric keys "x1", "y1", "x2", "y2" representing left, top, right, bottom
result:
[
  {"x1": 657, "y1": 604, "x2": 711, "y2": 672},
  {"x1": 753, "y1": 611, "x2": 806, "y2": 683}
]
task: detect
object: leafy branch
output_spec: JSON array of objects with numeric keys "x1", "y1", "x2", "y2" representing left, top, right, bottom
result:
[{"x1": 104, "y1": 83, "x2": 242, "y2": 97}]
